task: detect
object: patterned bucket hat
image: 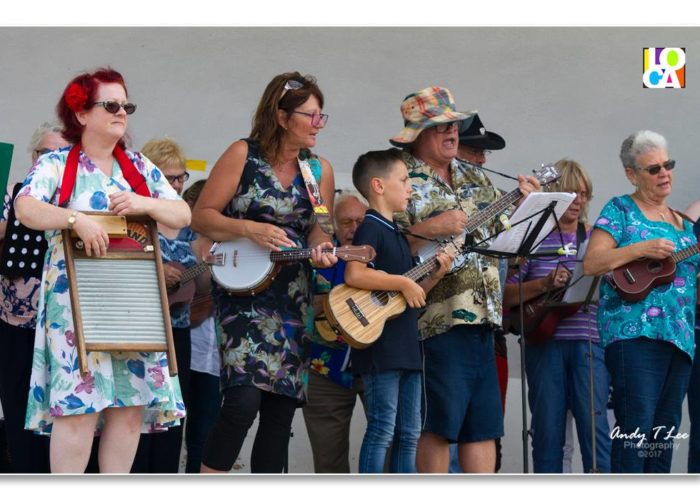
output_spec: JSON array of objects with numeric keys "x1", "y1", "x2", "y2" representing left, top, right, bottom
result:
[{"x1": 389, "y1": 86, "x2": 474, "y2": 147}]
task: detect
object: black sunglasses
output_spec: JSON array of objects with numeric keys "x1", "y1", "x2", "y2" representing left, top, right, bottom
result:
[
  {"x1": 92, "y1": 101, "x2": 137, "y2": 115},
  {"x1": 34, "y1": 148, "x2": 52, "y2": 157},
  {"x1": 637, "y1": 159, "x2": 675, "y2": 175}
]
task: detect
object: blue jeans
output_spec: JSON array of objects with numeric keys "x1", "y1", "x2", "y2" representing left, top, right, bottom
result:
[
  {"x1": 525, "y1": 340, "x2": 611, "y2": 473},
  {"x1": 606, "y1": 338, "x2": 691, "y2": 473},
  {"x1": 359, "y1": 369, "x2": 421, "y2": 473},
  {"x1": 688, "y1": 327, "x2": 700, "y2": 473}
]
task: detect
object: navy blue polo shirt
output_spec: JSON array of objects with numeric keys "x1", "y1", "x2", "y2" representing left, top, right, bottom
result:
[{"x1": 349, "y1": 209, "x2": 421, "y2": 375}]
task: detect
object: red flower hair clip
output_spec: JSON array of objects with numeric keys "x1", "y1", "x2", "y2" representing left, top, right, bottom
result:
[{"x1": 64, "y1": 83, "x2": 87, "y2": 113}]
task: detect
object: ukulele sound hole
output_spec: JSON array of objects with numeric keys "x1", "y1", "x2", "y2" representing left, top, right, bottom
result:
[
  {"x1": 647, "y1": 261, "x2": 663, "y2": 274},
  {"x1": 370, "y1": 291, "x2": 389, "y2": 307}
]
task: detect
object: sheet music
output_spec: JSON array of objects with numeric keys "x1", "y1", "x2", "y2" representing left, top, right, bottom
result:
[
  {"x1": 487, "y1": 192, "x2": 576, "y2": 254},
  {"x1": 562, "y1": 239, "x2": 600, "y2": 303}
]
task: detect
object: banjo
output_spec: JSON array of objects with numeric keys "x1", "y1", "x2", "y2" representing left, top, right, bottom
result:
[{"x1": 208, "y1": 238, "x2": 376, "y2": 296}]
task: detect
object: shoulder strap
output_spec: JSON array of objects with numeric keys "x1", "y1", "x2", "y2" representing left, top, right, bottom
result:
[
  {"x1": 298, "y1": 154, "x2": 333, "y2": 235},
  {"x1": 671, "y1": 207, "x2": 695, "y2": 225},
  {"x1": 575, "y1": 221, "x2": 587, "y2": 252},
  {"x1": 58, "y1": 143, "x2": 150, "y2": 207}
]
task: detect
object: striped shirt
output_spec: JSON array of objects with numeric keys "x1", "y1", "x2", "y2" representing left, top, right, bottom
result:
[{"x1": 507, "y1": 229, "x2": 599, "y2": 342}]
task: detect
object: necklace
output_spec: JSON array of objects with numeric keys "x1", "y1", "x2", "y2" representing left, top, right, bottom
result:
[{"x1": 633, "y1": 193, "x2": 669, "y2": 221}]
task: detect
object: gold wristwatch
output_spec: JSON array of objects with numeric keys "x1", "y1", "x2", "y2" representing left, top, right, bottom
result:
[{"x1": 67, "y1": 211, "x2": 78, "y2": 230}]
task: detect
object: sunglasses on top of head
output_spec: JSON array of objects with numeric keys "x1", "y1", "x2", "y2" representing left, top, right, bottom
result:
[
  {"x1": 92, "y1": 101, "x2": 137, "y2": 115},
  {"x1": 636, "y1": 159, "x2": 675, "y2": 175},
  {"x1": 280, "y1": 79, "x2": 304, "y2": 100}
]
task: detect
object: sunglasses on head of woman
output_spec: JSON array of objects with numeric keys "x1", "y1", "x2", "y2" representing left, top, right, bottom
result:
[
  {"x1": 279, "y1": 79, "x2": 304, "y2": 100},
  {"x1": 636, "y1": 159, "x2": 675, "y2": 175},
  {"x1": 92, "y1": 101, "x2": 137, "y2": 115}
]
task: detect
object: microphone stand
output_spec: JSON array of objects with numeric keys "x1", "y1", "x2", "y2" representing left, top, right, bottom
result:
[
  {"x1": 581, "y1": 275, "x2": 602, "y2": 473},
  {"x1": 467, "y1": 200, "x2": 561, "y2": 473}
]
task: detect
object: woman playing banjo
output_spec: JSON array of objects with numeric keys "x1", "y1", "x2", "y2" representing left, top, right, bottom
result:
[{"x1": 191, "y1": 71, "x2": 337, "y2": 473}]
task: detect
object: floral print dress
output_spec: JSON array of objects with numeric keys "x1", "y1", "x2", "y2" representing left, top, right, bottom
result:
[
  {"x1": 215, "y1": 140, "x2": 316, "y2": 403},
  {"x1": 18, "y1": 148, "x2": 186, "y2": 434}
]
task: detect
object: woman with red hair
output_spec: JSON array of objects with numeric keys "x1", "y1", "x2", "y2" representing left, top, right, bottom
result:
[{"x1": 15, "y1": 67, "x2": 191, "y2": 473}]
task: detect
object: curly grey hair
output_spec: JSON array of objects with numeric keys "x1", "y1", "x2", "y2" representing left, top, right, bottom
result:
[
  {"x1": 619, "y1": 130, "x2": 668, "y2": 169},
  {"x1": 27, "y1": 121, "x2": 64, "y2": 154}
]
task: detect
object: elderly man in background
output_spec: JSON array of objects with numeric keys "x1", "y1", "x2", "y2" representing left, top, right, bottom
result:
[{"x1": 303, "y1": 190, "x2": 369, "y2": 473}]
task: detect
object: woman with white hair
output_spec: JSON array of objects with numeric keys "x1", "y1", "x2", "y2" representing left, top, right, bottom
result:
[
  {"x1": 584, "y1": 130, "x2": 697, "y2": 473},
  {"x1": 27, "y1": 122, "x2": 67, "y2": 162}
]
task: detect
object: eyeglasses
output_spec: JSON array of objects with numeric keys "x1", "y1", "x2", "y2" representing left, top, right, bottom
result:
[
  {"x1": 572, "y1": 190, "x2": 591, "y2": 201},
  {"x1": 92, "y1": 101, "x2": 137, "y2": 115},
  {"x1": 433, "y1": 122, "x2": 459, "y2": 134},
  {"x1": 34, "y1": 148, "x2": 52, "y2": 157},
  {"x1": 280, "y1": 79, "x2": 304, "y2": 100},
  {"x1": 291, "y1": 111, "x2": 329, "y2": 127},
  {"x1": 337, "y1": 217, "x2": 364, "y2": 228},
  {"x1": 636, "y1": 159, "x2": 675, "y2": 175},
  {"x1": 461, "y1": 146, "x2": 492, "y2": 157},
  {"x1": 165, "y1": 172, "x2": 190, "y2": 184}
]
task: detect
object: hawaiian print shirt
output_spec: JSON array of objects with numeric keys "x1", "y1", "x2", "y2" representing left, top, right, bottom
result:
[
  {"x1": 595, "y1": 195, "x2": 698, "y2": 360},
  {"x1": 394, "y1": 152, "x2": 506, "y2": 341}
]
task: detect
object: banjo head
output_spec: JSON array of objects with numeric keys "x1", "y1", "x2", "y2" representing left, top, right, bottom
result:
[{"x1": 209, "y1": 239, "x2": 275, "y2": 293}]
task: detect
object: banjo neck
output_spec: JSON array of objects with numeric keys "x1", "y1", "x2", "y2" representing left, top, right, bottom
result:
[{"x1": 270, "y1": 247, "x2": 338, "y2": 263}]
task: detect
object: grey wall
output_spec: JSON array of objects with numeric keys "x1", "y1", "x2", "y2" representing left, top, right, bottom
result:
[{"x1": 1, "y1": 27, "x2": 699, "y2": 219}]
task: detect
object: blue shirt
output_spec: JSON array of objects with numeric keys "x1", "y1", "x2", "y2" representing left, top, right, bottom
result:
[
  {"x1": 594, "y1": 195, "x2": 698, "y2": 360},
  {"x1": 350, "y1": 209, "x2": 421, "y2": 375},
  {"x1": 308, "y1": 259, "x2": 357, "y2": 389},
  {"x1": 159, "y1": 227, "x2": 197, "y2": 329}
]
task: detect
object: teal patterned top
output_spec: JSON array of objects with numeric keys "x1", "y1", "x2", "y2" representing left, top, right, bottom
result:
[{"x1": 594, "y1": 195, "x2": 698, "y2": 360}]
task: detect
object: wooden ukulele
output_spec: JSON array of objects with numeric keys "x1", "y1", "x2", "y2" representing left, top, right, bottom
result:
[
  {"x1": 166, "y1": 261, "x2": 212, "y2": 307},
  {"x1": 508, "y1": 282, "x2": 582, "y2": 343},
  {"x1": 609, "y1": 243, "x2": 699, "y2": 302},
  {"x1": 324, "y1": 242, "x2": 462, "y2": 349}
]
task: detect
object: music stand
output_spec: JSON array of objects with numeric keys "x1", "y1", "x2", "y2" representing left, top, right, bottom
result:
[
  {"x1": 468, "y1": 192, "x2": 574, "y2": 473},
  {"x1": 564, "y1": 250, "x2": 603, "y2": 473}
]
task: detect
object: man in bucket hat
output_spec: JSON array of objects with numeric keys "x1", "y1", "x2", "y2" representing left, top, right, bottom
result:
[{"x1": 391, "y1": 86, "x2": 540, "y2": 473}]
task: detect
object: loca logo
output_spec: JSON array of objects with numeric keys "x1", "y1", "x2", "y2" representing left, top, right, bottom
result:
[{"x1": 643, "y1": 48, "x2": 686, "y2": 88}]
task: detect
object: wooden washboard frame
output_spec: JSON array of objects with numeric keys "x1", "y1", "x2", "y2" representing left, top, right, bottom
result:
[{"x1": 62, "y1": 212, "x2": 177, "y2": 375}]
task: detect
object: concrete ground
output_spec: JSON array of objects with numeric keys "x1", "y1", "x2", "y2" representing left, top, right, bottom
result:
[{"x1": 224, "y1": 334, "x2": 693, "y2": 474}]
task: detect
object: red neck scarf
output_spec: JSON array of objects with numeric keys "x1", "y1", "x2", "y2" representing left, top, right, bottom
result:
[{"x1": 59, "y1": 143, "x2": 151, "y2": 207}]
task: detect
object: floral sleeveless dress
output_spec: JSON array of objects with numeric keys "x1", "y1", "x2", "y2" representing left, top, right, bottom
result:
[
  {"x1": 215, "y1": 140, "x2": 317, "y2": 402},
  {"x1": 18, "y1": 148, "x2": 186, "y2": 434}
]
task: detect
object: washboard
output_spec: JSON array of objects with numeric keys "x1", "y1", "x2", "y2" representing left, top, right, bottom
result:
[{"x1": 62, "y1": 212, "x2": 177, "y2": 375}]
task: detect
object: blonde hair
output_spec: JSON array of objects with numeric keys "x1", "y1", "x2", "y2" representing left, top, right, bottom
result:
[
  {"x1": 545, "y1": 158, "x2": 594, "y2": 222},
  {"x1": 141, "y1": 138, "x2": 186, "y2": 171}
]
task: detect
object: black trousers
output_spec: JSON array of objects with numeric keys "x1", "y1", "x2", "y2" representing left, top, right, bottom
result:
[
  {"x1": 0, "y1": 319, "x2": 50, "y2": 473},
  {"x1": 130, "y1": 326, "x2": 191, "y2": 473},
  {"x1": 201, "y1": 385, "x2": 297, "y2": 473}
]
